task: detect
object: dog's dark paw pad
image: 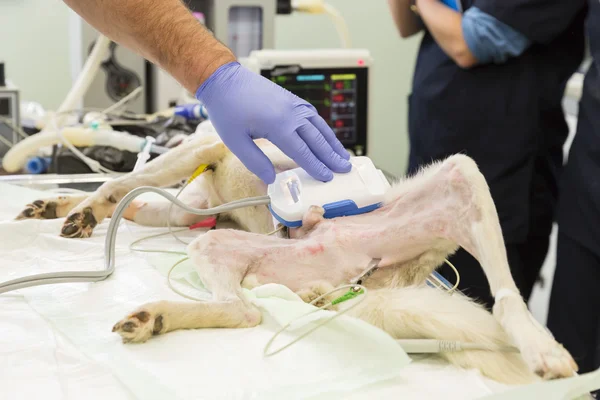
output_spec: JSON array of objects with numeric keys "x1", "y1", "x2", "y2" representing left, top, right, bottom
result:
[
  {"x1": 16, "y1": 208, "x2": 35, "y2": 220},
  {"x1": 113, "y1": 309, "x2": 162, "y2": 343},
  {"x1": 121, "y1": 321, "x2": 138, "y2": 333},
  {"x1": 15, "y1": 200, "x2": 58, "y2": 220},
  {"x1": 153, "y1": 315, "x2": 164, "y2": 335},
  {"x1": 60, "y1": 207, "x2": 97, "y2": 239},
  {"x1": 61, "y1": 220, "x2": 84, "y2": 238},
  {"x1": 133, "y1": 311, "x2": 151, "y2": 322}
]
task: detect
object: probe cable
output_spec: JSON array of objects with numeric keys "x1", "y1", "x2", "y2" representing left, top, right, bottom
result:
[{"x1": 0, "y1": 187, "x2": 270, "y2": 294}]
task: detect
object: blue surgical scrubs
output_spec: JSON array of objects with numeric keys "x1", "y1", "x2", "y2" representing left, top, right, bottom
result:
[{"x1": 407, "y1": 0, "x2": 587, "y2": 307}]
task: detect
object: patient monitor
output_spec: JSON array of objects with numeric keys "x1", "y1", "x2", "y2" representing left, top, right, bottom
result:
[{"x1": 240, "y1": 49, "x2": 373, "y2": 157}]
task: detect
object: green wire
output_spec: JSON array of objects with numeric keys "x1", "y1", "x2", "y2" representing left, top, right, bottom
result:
[{"x1": 263, "y1": 284, "x2": 368, "y2": 357}]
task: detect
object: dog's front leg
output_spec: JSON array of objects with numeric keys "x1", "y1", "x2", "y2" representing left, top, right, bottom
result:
[
  {"x1": 123, "y1": 174, "x2": 216, "y2": 228},
  {"x1": 15, "y1": 195, "x2": 88, "y2": 221},
  {"x1": 61, "y1": 137, "x2": 227, "y2": 238}
]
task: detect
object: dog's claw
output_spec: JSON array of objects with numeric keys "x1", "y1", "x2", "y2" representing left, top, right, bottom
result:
[
  {"x1": 61, "y1": 223, "x2": 81, "y2": 237},
  {"x1": 15, "y1": 200, "x2": 58, "y2": 220},
  {"x1": 524, "y1": 341, "x2": 578, "y2": 380},
  {"x1": 16, "y1": 208, "x2": 35, "y2": 220}
]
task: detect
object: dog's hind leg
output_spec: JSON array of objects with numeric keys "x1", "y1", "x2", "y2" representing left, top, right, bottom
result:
[
  {"x1": 345, "y1": 286, "x2": 539, "y2": 385},
  {"x1": 428, "y1": 155, "x2": 577, "y2": 379},
  {"x1": 112, "y1": 229, "x2": 262, "y2": 343},
  {"x1": 60, "y1": 137, "x2": 227, "y2": 238}
]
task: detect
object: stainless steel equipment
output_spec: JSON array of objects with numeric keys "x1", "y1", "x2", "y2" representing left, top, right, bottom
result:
[
  {"x1": 70, "y1": 0, "x2": 287, "y2": 114},
  {"x1": 0, "y1": 62, "x2": 20, "y2": 159}
]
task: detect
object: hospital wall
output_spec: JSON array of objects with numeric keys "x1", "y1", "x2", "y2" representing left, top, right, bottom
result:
[
  {"x1": 0, "y1": 0, "x2": 420, "y2": 176},
  {"x1": 0, "y1": 0, "x2": 72, "y2": 111}
]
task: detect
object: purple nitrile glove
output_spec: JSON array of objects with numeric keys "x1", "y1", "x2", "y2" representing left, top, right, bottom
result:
[{"x1": 196, "y1": 62, "x2": 351, "y2": 184}]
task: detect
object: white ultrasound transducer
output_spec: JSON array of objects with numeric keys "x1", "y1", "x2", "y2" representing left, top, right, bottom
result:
[{"x1": 268, "y1": 157, "x2": 391, "y2": 228}]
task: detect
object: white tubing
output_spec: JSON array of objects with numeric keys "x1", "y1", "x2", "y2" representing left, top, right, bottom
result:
[
  {"x1": 3, "y1": 128, "x2": 93, "y2": 172},
  {"x1": 323, "y1": 4, "x2": 351, "y2": 48},
  {"x1": 2, "y1": 35, "x2": 111, "y2": 172},
  {"x1": 2, "y1": 128, "x2": 145, "y2": 172},
  {"x1": 93, "y1": 129, "x2": 145, "y2": 153},
  {"x1": 291, "y1": 1, "x2": 351, "y2": 48},
  {"x1": 58, "y1": 35, "x2": 110, "y2": 114}
]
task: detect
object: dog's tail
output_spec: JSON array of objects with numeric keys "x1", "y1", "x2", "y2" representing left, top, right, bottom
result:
[{"x1": 344, "y1": 286, "x2": 539, "y2": 385}]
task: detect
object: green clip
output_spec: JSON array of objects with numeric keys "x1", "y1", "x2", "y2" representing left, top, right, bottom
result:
[
  {"x1": 90, "y1": 121, "x2": 100, "y2": 130},
  {"x1": 331, "y1": 288, "x2": 365, "y2": 305}
]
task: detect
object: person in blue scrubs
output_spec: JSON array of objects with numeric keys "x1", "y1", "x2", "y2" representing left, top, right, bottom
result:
[
  {"x1": 388, "y1": 0, "x2": 587, "y2": 308},
  {"x1": 548, "y1": 0, "x2": 600, "y2": 378}
]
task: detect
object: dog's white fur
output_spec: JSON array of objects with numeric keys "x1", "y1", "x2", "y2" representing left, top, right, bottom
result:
[{"x1": 15, "y1": 131, "x2": 578, "y2": 385}]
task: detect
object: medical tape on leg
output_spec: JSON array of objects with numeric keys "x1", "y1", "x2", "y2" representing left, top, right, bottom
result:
[
  {"x1": 495, "y1": 288, "x2": 520, "y2": 302},
  {"x1": 495, "y1": 287, "x2": 555, "y2": 338}
]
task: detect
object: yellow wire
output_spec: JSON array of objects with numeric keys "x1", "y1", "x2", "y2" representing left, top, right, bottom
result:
[
  {"x1": 266, "y1": 224, "x2": 285, "y2": 236},
  {"x1": 166, "y1": 163, "x2": 210, "y2": 246},
  {"x1": 443, "y1": 258, "x2": 460, "y2": 294},
  {"x1": 188, "y1": 164, "x2": 209, "y2": 184}
]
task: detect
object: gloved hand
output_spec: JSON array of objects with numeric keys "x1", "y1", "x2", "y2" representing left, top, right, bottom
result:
[{"x1": 196, "y1": 62, "x2": 352, "y2": 184}]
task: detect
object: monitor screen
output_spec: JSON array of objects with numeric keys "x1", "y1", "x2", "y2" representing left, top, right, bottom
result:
[{"x1": 261, "y1": 66, "x2": 368, "y2": 155}]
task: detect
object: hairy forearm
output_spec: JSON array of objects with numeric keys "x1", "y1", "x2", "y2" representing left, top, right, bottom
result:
[
  {"x1": 64, "y1": 0, "x2": 236, "y2": 92},
  {"x1": 415, "y1": 0, "x2": 477, "y2": 68},
  {"x1": 387, "y1": 0, "x2": 422, "y2": 38}
]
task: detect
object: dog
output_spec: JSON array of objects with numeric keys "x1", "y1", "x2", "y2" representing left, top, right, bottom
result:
[{"x1": 15, "y1": 127, "x2": 578, "y2": 386}]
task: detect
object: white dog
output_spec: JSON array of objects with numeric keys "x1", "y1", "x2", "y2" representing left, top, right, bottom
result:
[{"x1": 16, "y1": 130, "x2": 577, "y2": 385}]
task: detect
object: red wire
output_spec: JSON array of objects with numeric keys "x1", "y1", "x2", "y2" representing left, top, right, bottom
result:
[{"x1": 188, "y1": 217, "x2": 217, "y2": 230}]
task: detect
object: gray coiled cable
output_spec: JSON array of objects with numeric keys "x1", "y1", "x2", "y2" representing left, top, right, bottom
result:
[{"x1": 0, "y1": 187, "x2": 270, "y2": 295}]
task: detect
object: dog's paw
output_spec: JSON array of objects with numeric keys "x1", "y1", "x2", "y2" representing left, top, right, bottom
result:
[
  {"x1": 289, "y1": 206, "x2": 327, "y2": 239},
  {"x1": 61, "y1": 207, "x2": 97, "y2": 238},
  {"x1": 522, "y1": 339, "x2": 578, "y2": 380},
  {"x1": 16, "y1": 200, "x2": 59, "y2": 220},
  {"x1": 296, "y1": 282, "x2": 336, "y2": 307},
  {"x1": 112, "y1": 310, "x2": 165, "y2": 344},
  {"x1": 304, "y1": 205, "x2": 325, "y2": 225},
  {"x1": 495, "y1": 295, "x2": 579, "y2": 380}
]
